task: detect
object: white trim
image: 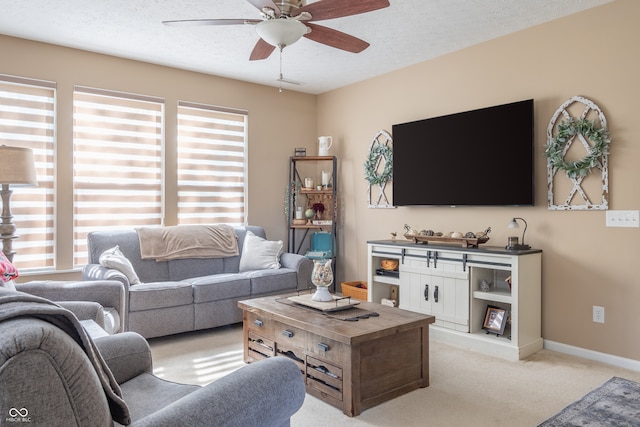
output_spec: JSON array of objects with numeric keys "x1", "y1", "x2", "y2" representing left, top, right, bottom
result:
[{"x1": 544, "y1": 339, "x2": 640, "y2": 372}]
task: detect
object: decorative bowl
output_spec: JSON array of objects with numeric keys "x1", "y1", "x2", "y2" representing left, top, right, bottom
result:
[{"x1": 381, "y1": 259, "x2": 399, "y2": 271}]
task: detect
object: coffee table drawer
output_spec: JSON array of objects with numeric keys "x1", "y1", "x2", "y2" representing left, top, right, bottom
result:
[
  {"x1": 276, "y1": 341, "x2": 306, "y2": 373},
  {"x1": 274, "y1": 321, "x2": 307, "y2": 348},
  {"x1": 245, "y1": 311, "x2": 273, "y2": 337},
  {"x1": 307, "y1": 332, "x2": 344, "y2": 364},
  {"x1": 306, "y1": 356, "x2": 343, "y2": 402},
  {"x1": 247, "y1": 331, "x2": 275, "y2": 361}
]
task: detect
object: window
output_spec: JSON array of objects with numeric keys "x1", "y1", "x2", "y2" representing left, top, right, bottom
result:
[
  {"x1": 0, "y1": 75, "x2": 55, "y2": 270},
  {"x1": 177, "y1": 101, "x2": 247, "y2": 225},
  {"x1": 73, "y1": 87, "x2": 164, "y2": 266}
]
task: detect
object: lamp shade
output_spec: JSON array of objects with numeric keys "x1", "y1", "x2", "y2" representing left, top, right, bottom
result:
[
  {"x1": 255, "y1": 19, "x2": 308, "y2": 48},
  {"x1": 0, "y1": 146, "x2": 37, "y2": 186}
]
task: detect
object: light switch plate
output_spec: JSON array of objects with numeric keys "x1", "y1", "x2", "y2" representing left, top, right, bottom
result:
[{"x1": 606, "y1": 210, "x2": 640, "y2": 228}]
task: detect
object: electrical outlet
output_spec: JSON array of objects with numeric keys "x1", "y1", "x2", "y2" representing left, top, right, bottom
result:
[
  {"x1": 606, "y1": 210, "x2": 640, "y2": 228},
  {"x1": 593, "y1": 306, "x2": 605, "y2": 323}
]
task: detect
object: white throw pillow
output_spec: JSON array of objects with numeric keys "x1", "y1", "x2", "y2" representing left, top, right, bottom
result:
[
  {"x1": 99, "y1": 245, "x2": 142, "y2": 285},
  {"x1": 239, "y1": 230, "x2": 283, "y2": 272}
]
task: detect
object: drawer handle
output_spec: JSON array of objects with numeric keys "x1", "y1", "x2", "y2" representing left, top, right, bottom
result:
[
  {"x1": 281, "y1": 350, "x2": 304, "y2": 363},
  {"x1": 317, "y1": 342, "x2": 330, "y2": 352},
  {"x1": 424, "y1": 284, "x2": 429, "y2": 301},
  {"x1": 282, "y1": 330, "x2": 294, "y2": 338},
  {"x1": 255, "y1": 339, "x2": 271, "y2": 350},
  {"x1": 253, "y1": 319, "x2": 263, "y2": 327},
  {"x1": 434, "y1": 285, "x2": 439, "y2": 303}
]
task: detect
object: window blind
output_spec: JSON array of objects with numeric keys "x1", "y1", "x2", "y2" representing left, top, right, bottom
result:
[
  {"x1": 177, "y1": 101, "x2": 247, "y2": 225},
  {"x1": 0, "y1": 76, "x2": 55, "y2": 270},
  {"x1": 73, "y1": 87, "x2": 164, "y2": 266}
]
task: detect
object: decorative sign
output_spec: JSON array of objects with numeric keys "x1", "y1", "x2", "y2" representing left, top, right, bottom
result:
[
  {"x1": 365, "y1": 130, "x2": 395, "y2": 208},
  {"x1": 546, "y1": 96, "x2": 610, "y2": 210}
]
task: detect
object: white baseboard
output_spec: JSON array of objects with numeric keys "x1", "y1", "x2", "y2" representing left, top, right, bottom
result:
[{"x1": 544, "y1": 339, "x2": 640, "y2": 372}]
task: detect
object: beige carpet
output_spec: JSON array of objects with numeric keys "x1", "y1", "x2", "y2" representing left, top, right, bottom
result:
[{"x1": 149, "y1": 325, "x2": 640, "y2": 426}]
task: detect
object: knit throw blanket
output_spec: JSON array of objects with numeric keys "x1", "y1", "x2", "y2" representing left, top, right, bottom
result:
[
  {"x1": 136, "y1": 224, "x2": 239, "y2": 261},
  {"x1": 0, "y1": 289, "x2": 131, "y2": 425}
]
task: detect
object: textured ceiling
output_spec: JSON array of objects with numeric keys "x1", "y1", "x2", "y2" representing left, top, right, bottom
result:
[{"x1": 0, "y1": 0, "x2": 613, "y2": 94}]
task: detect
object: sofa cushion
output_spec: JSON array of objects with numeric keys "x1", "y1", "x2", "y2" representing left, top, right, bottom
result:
[
  {"x1": 99, "y1": 246, "x2": 141, "y2": 285},
  {"x1": 239, "y1": 231, "x2": 283, "y2": 272},
  {"x1": 128, "y1": 282, "x2": 193, "y2": 312},
  {"x1": 189, "y1": 274, "x2": 251, "y2": 303},
  {"x1": 168, "y1": 258, "x2": 225, "y2": 282},
  {"x1": 245, "y1": 269, "x2": 299, "y2": 295}
]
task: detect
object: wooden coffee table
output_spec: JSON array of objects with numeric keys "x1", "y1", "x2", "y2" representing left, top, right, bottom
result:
[{"x1": 238, "y1": 293, "x2": 435, "y2": 417}]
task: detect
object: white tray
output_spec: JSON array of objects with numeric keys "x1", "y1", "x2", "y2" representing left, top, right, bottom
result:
[{"x1": 287, "y1": 293, "x2": 360, "y2": 312}]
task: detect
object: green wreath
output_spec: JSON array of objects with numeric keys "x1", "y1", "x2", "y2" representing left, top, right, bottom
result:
[
  {"x1": 364, "y1": 144, "x2": 393, "y2": 185},
  {"x1": 545, "y1": 118, "x2": 610, "y2": 179}
]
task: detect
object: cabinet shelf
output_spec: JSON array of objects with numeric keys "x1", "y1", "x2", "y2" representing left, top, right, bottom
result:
[
  {"x1": 301, "y1": 189, "x2": 333, "y2": 195},
  {"x1": 372, "y1": 275, "x2": 399, "y2": 286},
  {"x1": 290, "y1": 225, "x2": 334, "y2": 229},
  {"x1": 473, "y1": 290, "x2": 512, "y2": 304}
]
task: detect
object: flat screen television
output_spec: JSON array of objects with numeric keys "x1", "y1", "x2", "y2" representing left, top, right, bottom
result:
[{"x1": 392, "y1": 99, "x2": 534, "y2": 206}]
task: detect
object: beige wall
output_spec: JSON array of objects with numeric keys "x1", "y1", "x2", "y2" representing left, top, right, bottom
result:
[
  {"x1": 0, "y1": 35, "x2": 317, "y2": 277},
  {"x1": 318, "y1": 0, "x2": 640, "y2": 360}
]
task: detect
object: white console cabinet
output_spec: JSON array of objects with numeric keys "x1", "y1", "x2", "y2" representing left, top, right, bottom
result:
[{"x1": 367, "y1": 240, "x2": 542, "y2": 361}]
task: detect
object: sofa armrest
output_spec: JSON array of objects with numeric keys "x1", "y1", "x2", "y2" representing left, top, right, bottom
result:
[
  {"x1": 58, "y1": 301, "x2": 105, "y2": 327},
  {"x1": 280, "y1": 253, "x2": 313, "y2": 290},
  {"x1": 17, "y1": 280, "x2": 126, "y2": 333},
  {"x1": 94, "y1": 332, "x2": 153, "y2": 384},
  {"x1": 83, "y1": 263, "x2": 130, "y2": 288},
  {"x1": 135, "y1": 357, "x2": 305, "y2": 427}
]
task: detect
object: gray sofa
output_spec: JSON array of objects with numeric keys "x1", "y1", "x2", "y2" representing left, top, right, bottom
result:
[
  {"x1": 0, "y1": 288, "x2": 305, "y2": 426},
  {"x1": 82, "y1": 225, "x2": 312, "y2": 338}
]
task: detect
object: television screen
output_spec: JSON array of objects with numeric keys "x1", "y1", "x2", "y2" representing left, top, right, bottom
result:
[{"x1": 392, "y1": 99, "x2": 534, "y2": 206}]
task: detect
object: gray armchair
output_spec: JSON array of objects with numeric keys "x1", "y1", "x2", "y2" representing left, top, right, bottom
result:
[
  {"x1": 16, "y1": 279, "x2": 126, "y2": 333},
  {"x1": 0, "y1": 289, "x2": 305, "y2": 426}
]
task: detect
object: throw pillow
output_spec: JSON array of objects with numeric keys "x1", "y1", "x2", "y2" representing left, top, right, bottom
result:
[
  {"x1": 99, "y1": 246, "x2": 142, "y2": 285},
  {"x1": 239, "y1": 230, "x2": 283, "y2": 272},
  {"x1": 0, "y1": 251, "x2": 19, "y2": 284}
]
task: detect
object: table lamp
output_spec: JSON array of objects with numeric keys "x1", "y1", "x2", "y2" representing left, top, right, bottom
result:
[
  {"x1": 0, "y1": 145, "x2": 38, "y2": 262},
  {"x1": 506, "y1": 217, "x2": 531, "y2": 250}
]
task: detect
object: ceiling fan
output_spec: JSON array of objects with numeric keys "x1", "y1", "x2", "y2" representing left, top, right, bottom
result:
[{"x1": 162, "y1": 0, "x2": 391, "y2": 61}]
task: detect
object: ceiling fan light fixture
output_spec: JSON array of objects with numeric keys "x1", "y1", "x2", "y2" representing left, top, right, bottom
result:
[{"x1": 255, "y1": 19, "x2": 308, "y2": 48}]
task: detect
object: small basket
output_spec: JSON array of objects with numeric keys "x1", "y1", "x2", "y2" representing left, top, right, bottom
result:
[
  {"x1": 381, "y1": 259, "x2": 399, "y2": 271},
  {"x1": 341, "y1": 281, "x2": 368, "y2": 301}
]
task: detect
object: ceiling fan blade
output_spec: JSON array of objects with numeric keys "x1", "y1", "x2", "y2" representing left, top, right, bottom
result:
[
  {"x1": 250, "y1": 38, "x2": 276, "y2": 60},
  {"x1": 295, "y1": 0, "x2": 389, "y2": 22},
  {"x1": 303, "y1": 23, "x2": 369, "y2": 53},
  {"x1": 162, "y1": 19, "x2": 260, "y2": 27},
  {"x1": 246, "y1": 0, "x2": 281, "y2": 17}
]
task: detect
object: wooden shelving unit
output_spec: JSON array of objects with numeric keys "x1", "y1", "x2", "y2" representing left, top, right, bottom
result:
[{"x1": 287, "y1": 156, "x2": 338, "y2": 289}]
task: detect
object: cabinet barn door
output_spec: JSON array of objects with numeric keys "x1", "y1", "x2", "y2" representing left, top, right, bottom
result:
[{"x1": 432, "y1": 274, "x2": 469, "y2": 332}]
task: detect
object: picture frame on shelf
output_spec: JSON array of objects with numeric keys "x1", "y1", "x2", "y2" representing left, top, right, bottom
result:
[{"x1": 483, "y1": 305, "x2": 508, "y2": 336}]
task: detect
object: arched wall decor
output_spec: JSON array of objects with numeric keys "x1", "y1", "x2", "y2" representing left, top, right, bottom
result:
[
  {"x1": 365, "y1": 130, "x2": 395, "y2": 208},
  {"x1": 546, "y1": 96, "x2": 610, "y2": 210}
]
